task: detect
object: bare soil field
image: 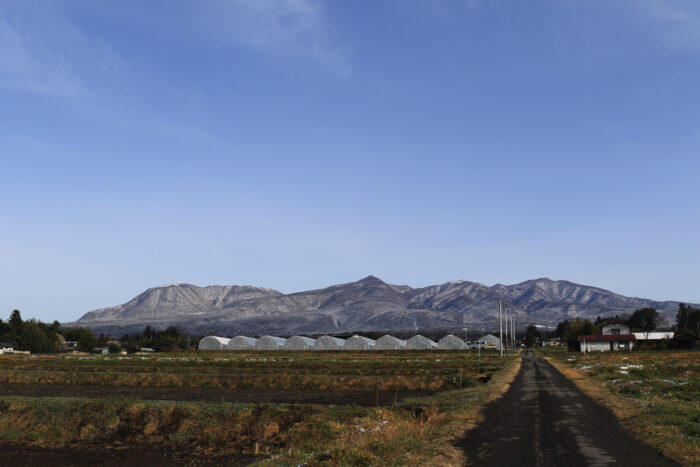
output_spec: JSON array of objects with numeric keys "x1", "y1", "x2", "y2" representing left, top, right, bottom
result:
[
  {"x1": 0, "y1": 444, "x2": 259, "y2": 467},
  {"x1": 0, "y1": 382, "x2": 433, "y2": 405},
  {"x1": 0, "y1": 350, "x2": 521, "y2": 465}
]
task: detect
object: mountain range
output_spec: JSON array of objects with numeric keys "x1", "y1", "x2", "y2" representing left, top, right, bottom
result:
[{"x1": 68, "y1": 276, "x2": 693, "y2": 336}]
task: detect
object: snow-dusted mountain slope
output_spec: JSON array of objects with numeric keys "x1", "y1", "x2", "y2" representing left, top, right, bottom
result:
[{"x1": 69, "y1": 276, "x2": 692, "y2": 335}]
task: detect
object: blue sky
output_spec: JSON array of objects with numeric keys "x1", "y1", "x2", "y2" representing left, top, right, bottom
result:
[{"x1": 1, "y1": 0, "x2": 699, "y2": 322}]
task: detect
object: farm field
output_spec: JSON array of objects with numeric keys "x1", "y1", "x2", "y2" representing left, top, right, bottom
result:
[
  {"x1": 543, "y1": 349, "x2": 699, "y2": 466},
  {"x1": 0, "y1": 350, "x2": 521, "y2": 466}
]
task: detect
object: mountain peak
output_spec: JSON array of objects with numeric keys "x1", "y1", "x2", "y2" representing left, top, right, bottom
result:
[
  {"x1": 356, "y1": 275, "x2": 385, "y2": 285},
  {"x1": 72, "y1": 277, "x2": 692, "y2": 335}
]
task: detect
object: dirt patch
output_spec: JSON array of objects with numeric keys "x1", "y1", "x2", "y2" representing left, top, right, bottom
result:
[
  {"x1": 0, "y1": 382, "x2": 434, "y2": 406},
  {"x1": 0, "y1": 444, "x2": 259, "y2": 467}
]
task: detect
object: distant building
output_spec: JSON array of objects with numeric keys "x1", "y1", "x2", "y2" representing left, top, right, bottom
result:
[
  {"x1": 472, "y1": 334, "x2": 501, "y2": 350},
  {"x1": 0, "y1": 342, "x2": 14, "y2": 354},
  {"x1": 313, "y1": 336, "x2": 345, "y2": 350},
  {"x1": 227, "y1": 336, "x2": 257, "y2": 350},
  {"x1": 407, "y1": 335, "x2": 438, "y2": 350},
  {"x1": 672, "y1": 332, "x2": 698, "y2": 350},
  {"x1": 283, "y1": 336, "x2": 316, "y2": 350},
  {"x1": 579, "y1": 334, "x2": 635, "y2": 352},
  {"x1": 255, "y1": 336, "x2": 287, "y2": 350},
  {"x1": 198, "y1": 336, "x2": 231, "y2": 350},
  {"x1": 437, "y1": 335, "x2": 467, "y2": 350},
  {"x1": 579, "y1": 324, "x2": 636, "y2": 353},
  {"x1": 633, "y1": 332, "x2": 674, "y2": 341},
  {"x1": 375, "y1": 335, "x2": 407, "y2": 350},
  {"x1": 602, "y1": 323, "x2": 630, "y2": 335},
  {"x1": 344, "y1": 335, "x2": 376, "y2": 350}
]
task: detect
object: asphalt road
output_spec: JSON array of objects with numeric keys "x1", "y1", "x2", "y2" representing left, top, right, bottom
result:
[{"x1": 459, "y1": 350, "x2": 677, "y2": 467}]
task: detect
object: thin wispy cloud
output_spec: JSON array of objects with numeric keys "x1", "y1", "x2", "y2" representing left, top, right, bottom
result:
[
  {"x1": 625, "y1": 0, "x2": 700, "y2": 51},
  {"x1": 0, "y1": 13, "x2": 82, "y2": 97},
  {"x1": 206, "y1": 0, "x2": 351, "y2": 76},
  {"x1": 0, "y1": 3, "x2": 124, "y2": 98}
]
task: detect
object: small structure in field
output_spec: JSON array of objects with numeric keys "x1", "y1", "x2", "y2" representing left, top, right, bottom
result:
[
  {"x1": 227, "y1": 336, "x2": 257, "y2": 350},
  {"x1": 672, "y1": 331, "x2": 699, "y2": 350},
  {"x1": 255, "y1": 336, "x2": 287, "y2": 350},
  {"x1": 0, "y1": 342, "x2": 14, "y2": 354},
  {"x1": 198, "y1": 336, "x2": 231, "y2": 350},
  {"x1": 579, "y1": 334, "x2": 635, "y2": 353},
  {"x1": 437, "y1": 335, "x2": 467, "y2": 350},
  {"x1": 283, "y1": 336, "x2": 316, "y2": 350},
  {"x1": 313, "y1": 336, "x2": 345, "y2": 350},
  {"x1": 375, "y1": 335, "x2": 407, "y2": 350},
  {"x1": 407, "y1": 335, "x2": 438, "y2": 350},
  {"x1": 472, "y1": 334, "x2": 501, "y2": 350},
  {"x1": 344, "y1": 335, "x2": 376, "y2": 350}
]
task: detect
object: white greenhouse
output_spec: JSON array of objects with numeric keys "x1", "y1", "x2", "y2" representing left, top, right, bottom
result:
[
  {"x1": 283, "y1": 336, "x2": 316, "y2": 350},
  {"x1": 437, "y1": 335, "x2": 467, "y2": 350},
  {"x1": 198, "y1": 336, "x2": 231, "y2": 350},
  {"x1": 227, "y1": 336, "x2": 257, "y2": 350},
  {"x1": 407, "y1": 335, "x2": 438, "y2": 350},
  {"x1": 344, "y1": 335, "x2": 376, "y2": 350},
  {"x1": 472, "y1": 334, "x2": 502, "y2": 350},
  {"x1": 313, "y1": 336, "x2": 345, "y2": 350},
  {"x1": 255, "y1": 336, "x2": 287, "y2": 350},
  {"x1": 375, "y1": 335, "x2": 407, "y2": 350}
]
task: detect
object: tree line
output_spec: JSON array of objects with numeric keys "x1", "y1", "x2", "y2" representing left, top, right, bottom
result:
[
  {"x1": 553, "y1": 303, "x2": 699, "y2": 350},
  {"x1": 0, "y1": 310, "x2": 195, "y2": 353}
]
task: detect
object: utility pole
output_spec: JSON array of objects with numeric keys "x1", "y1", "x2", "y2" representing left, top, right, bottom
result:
[
  {"x1": 512, "y1": 318, "x2": 515, "y2": 349},
  {"x1": 499, "y1": 299, "x2": 503, "y2": 358},
  {"x1": 504, "y1": 305, "x2": 508, "y2": 353}
]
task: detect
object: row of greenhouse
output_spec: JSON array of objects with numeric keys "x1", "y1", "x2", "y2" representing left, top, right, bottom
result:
[{"x1": 198, "y1": 333, "x2": 503, "y2": 351}]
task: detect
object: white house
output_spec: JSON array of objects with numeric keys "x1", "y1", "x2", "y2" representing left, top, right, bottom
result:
[
  {"x1": 602, "y1": 323, "x2": 630, "y2": 335},
  {"x1": 0, "y1": 342, "x2": 14, "y2": 354},
  {"x1": 579, "y1": 334, "x2": 635, "y2": 352}
]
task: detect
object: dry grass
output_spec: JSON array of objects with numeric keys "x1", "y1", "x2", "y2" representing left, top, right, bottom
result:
[
  {"x1": 0, "y1": 351, "x2": 503, "y2": 392},
  {"x1": 0, "y1": 350, "x2": 522, "y2": 465}
]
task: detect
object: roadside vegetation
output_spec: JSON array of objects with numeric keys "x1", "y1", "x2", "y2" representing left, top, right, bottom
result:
[
  {"x1": 0, "y1": 350, "x2": 521, "y2": 465},
  {"x1": 542, "y1": 349, "x2": 699, "y2": 466}
]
